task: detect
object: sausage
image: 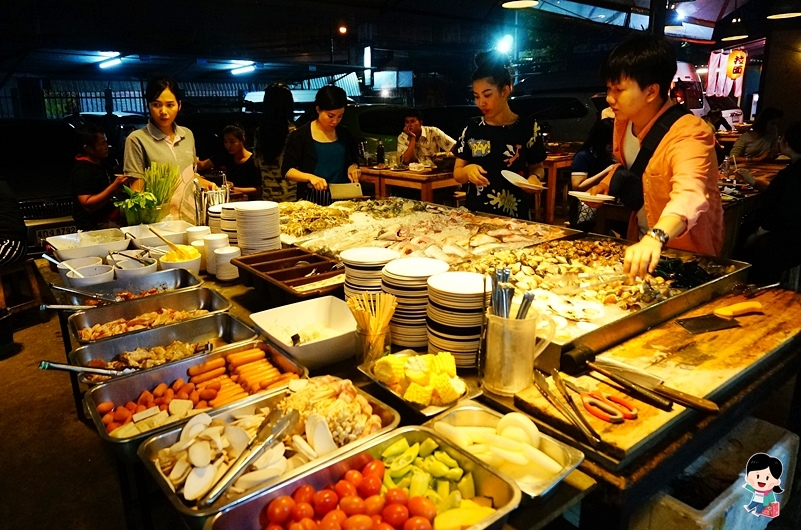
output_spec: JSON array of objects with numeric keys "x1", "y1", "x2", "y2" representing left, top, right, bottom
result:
[
  {"x1": 227, "y1": 350, "x2": 266, "y2": 369},
  {"x1": 225, "y1": 348, "x2": 263, "y2": 365},
  {"x1": 189, "y1": 366, "x2": 227, "y2": 384},
  {"x1": 187, "y1": 357, "x2": 226, "y2": 376}
]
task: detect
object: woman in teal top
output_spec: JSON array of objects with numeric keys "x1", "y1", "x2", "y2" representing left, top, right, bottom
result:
[{"x1": 282, "y1": 86, "x2": 360, "y2": 205}]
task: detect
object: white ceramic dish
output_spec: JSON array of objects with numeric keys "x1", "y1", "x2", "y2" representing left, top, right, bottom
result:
[
  {"x1": 501, "y1": 170, "x2": 546, "y2": 191},
  {"x1": 48, "y1": 229, "x2": 130, "y2": 261},
  {"x1": 158, "y1": 254, "x2": 202, "y2": 275},
  {"x1": 568, "y1": 191, "x2": 615, "y2": 202},
  {"x1": 57, "y1": 257, "x2": 103, "y2": 287},
  {"x1": 250, "y1": 296, "x2": 357, "y2": 370},
  {"x1": 67, "y1": 265, "x2": 115, "y2": 288},
  {"x1": 121, "y1": 220, "x2": 194, "y2": 249},
  {"x1": 113, "y1": 258, "x2": 158, "y2": 279}
]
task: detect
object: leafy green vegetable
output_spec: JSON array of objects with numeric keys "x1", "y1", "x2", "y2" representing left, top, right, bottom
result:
[{"x1": 143, "y1": 162, "x2": 180, "y2": 205}]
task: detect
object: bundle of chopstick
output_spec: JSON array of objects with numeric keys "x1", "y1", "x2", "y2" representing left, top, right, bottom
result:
[{"x1": 347, "y1": 292, "x2": 397, "y2": 363}]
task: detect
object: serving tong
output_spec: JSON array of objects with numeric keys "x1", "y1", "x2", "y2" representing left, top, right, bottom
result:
[
  {"x1": 199, "y1": 408, "x2": 299, "y2": 507},
  {"x1": 532, "y1": 369, "x2": 601, "y2": 447},
  {"x1": 49, "y1": 283, "x2": 122, "y2": 303},
  {"x1": 38, "y1": 360, "x2": 134, "y2": 377}
]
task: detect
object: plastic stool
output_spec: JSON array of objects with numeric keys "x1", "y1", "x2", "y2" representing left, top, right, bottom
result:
[{"x1": 0, "y1": 259, "x2": 45, "y2": 315}]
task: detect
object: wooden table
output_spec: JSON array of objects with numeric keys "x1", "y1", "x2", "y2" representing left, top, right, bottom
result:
[
  {"x1": 359, "y1": 167, "x2": 459, "y2": 203},
  {"x1": 543, "y1": 154, "x2": 574, "y2": 225},
  {"x1": 487, "y1": 289, "x2": 801, "y2": 529}
]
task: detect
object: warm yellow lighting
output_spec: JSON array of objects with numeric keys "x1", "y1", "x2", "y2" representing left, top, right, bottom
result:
[
  {"x1": 502, "y1": 0, "x2": 538, "y2": 8},
  {"x1": 338, "y1": 26, "x2": 348, "y2": 35}
]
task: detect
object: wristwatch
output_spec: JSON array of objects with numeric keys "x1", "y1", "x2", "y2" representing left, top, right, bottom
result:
[{"x1": 646, "y1": 228, "x2": 669, "y2": 245}]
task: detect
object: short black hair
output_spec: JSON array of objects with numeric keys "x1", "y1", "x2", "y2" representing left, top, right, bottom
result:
[
  {"x1": 76, "y1": 123, "x2": 104, "y2": 153},
  {"x1": 222, "y1": 124, "x2": 245, "y2": 142},
  {"x1": 472, "y1": 51, "x2": 512, "y2": 91},
  {"x1": 600, "y1": 34, "x2": 677, "y2": 101},
  {"x1": 746, "y1": 453, "x2": 784, "y2": 494},
  {"x1": 752, "y1": 107, "x2": 783, "y2": 135},
  {"x1": 145, "y1": 77, "x2": 182, "y2": 103},
  {"x1": 405, "y1": 109, "x2": 424, "y2": 121},
  {"x1": 784, "y1": 121, "x2": 801, "y2": 154},
  {"x1": 315, "y1": 85, "x2": 347, "y2": 111}
]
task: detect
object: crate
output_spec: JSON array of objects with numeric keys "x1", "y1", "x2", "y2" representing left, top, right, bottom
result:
[{"x1": 629, "y1": 417, "x2": 799, "y2": 530}]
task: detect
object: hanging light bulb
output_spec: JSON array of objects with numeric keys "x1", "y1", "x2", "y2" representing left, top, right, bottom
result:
[
  {"x1": 721, "y1": 17, "x2": 748, "y2": 41},
  {"x1": 665, "y1": 8, "x2": 684, "y2": 31},
  {"x1": 502, "y1": 0, "x2": 538, "y2": 8},
  {"x1": 767, "y1": 0, "x2": 801, "y2": 19}
]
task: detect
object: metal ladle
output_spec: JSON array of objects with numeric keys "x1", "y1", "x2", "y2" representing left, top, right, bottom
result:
[{"x1": 42, "y1": 253, "x2": 84, "y2": 278}]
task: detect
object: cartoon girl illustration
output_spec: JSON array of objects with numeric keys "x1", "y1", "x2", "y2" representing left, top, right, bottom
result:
[{"x1": 743, "y1": 453, "x2": 783, "y2": 517}]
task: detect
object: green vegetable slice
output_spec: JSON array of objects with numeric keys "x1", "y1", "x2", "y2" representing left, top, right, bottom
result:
[{"x1": 381, "y1": 437, "x2": 410, "y2": 458}]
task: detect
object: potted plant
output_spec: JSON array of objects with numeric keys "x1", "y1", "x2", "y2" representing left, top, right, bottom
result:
[{"x1": 115, "y1": 162, "x2": 180, "y2": 225}]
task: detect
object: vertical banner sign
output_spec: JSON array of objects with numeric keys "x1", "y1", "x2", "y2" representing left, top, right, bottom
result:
[{"x1": 726, "y1": 50, "x2": 747, "y2": 80}]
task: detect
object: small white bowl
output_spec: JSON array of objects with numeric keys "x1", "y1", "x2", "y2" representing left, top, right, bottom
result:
[
  {"x1": 57, "y1": 257, "x2": 103, "y2": 287},
  {"x1": 114, "y1": 258, "x2": 158, "y2": 279},
  {"x1": 67, "y1": 265, "x2": 115, "y2": 288},
  {"x1": 159, "y1": 254, "x2": 202, "y2": 275}
]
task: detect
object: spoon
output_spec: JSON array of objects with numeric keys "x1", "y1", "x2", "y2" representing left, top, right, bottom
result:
[
  {"x1": 148, "y1": 227, "x2": 188, "y2": 258},
  {"x1": 107, "y1": 251, "x2": 119, "y2": 268},
  {"x1": 42, "y1": 254, "x2": 84, "y2": 278}
]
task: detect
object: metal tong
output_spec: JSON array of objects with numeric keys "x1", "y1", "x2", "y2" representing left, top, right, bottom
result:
[
  {"x1": 532, "y1": 369, "x2": 601, "y2": 447},
  {"x1": 49, "y1": 283, "x2": 121, "y2": 303},
  {"x1": 199, "y1": 408, "x2": 299, "y2": 508},
  {"x1": 38, "y1": 360, "x2": 133, "y2": 377}
]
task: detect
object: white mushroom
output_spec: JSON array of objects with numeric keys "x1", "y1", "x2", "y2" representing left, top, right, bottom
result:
[
  {"x1": 225, "y1": 425, "x2": 251, "y2": 459},
  {"x1": 188, "y1": 440, "x2": 212, "y2": 468}
]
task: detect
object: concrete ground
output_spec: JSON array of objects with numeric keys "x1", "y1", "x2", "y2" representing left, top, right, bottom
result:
[{"x1": 0, "y1": 259, "x2": 798, "y2": 529}]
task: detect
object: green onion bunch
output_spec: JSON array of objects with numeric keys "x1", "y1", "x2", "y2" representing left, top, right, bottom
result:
[{"x1": 143, "y1": 162, "x2": 181, "y2": 206}]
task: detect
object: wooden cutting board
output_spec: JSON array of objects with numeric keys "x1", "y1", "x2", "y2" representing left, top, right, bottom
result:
[{"x1": 513, "y1": 289, "x2": 801, "y2": 464}]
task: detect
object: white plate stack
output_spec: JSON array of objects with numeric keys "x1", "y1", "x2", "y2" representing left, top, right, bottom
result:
[
  {"x1": 234, "y1": 201, "x2": 281, "y2": 255},
  {"x1": 191, "y1": 240, "x2": 207, "y2": 272},
  {"x1": 220, "y1": 203, "x2": 238, "y2": 245},
  {"x1": 381, "y1": 257, "x2": 449, "y2": 348},
  {"x1": 340, "y1": 247, "x2": 400, "y2": 299},
  {"x1": 214, "y1": 246, "x2": 241, "y2": 281},
  {"x1": 207, "y1": 204, "x2": 224, "y2": 234},
  {"x1": 203, "y1": 233, "x2": 229, "y2": 275},
  {"x1": 426, "y1": 272, "x2": 490, "y2": 368}
]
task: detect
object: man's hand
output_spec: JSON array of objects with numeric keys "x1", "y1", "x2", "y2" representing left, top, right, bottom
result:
[
  {"x1": 623, "y1": 236, "x2": 662, "y2": 278},
  {"x1": 309, "y1": 175, "x2": 328, "y2": 191},
  {"x1": 403, "y1": 123, "x2": 418, "y2": 140},
  {"x1": 464, "y1": 164, "x2": 489, "y2": 186},
  {"x1": 112, "y1": 174, "x2": 130, "y2": 189}
]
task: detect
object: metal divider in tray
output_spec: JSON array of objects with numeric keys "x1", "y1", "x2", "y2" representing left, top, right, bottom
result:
[
  {"x1": 68, "y1": 287, "x2": 231, "y2": 344},
  {"x1": 84, "y1": 340, "x2": 307, "y2": 461},
  {"x1": 57, "y1": 269, "x2": 203, "y2": 306},
  {"x1": 69, "y1": 313, "x2": 259, "y2": 386},
  {"x1": 136, "y1": 383, "x2": 400, "y2": 527},
  {"x1": 203, "y1": 426, "x2": 521, "y2": 530},
  {"x1": 231, "y1": 248, "x2": 344, "y2": 305}
]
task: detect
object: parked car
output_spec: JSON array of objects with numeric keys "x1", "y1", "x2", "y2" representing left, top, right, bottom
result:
[{"x1": 0, "y1": 119, "x2": 79, "y2": 254}]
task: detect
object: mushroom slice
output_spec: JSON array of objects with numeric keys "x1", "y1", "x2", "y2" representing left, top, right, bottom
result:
[
  {"x1": 169, "y1": 455, "x2": 192, "y2": 487},
  {"x1": 311, "y1": 420, "x2": 337, "y2": 457},
  {"x1": 183, "y1": 464, "x2": 218, "y2": 501},
  {"x1": 170, "y1": 436, "x2": 196, "y2": 454},
  {"x1": 224, "y1": 425, "x2": 251, "y2": 459},
  {"x1": 292, "y1": 434, "x2": 318, "y2": 461},
  {"x1": 252, "y1": 442, "x2": 286, "y2": 470},
  {"x1": 188, "y1": 440, "x2": 212, "y2": 468},
  {"x1": 197, "y1": 425, "x2": 225, "y2": 440},
  {"x1": 234, "y1": 459, "x2": 288, "y2": 491},
  {"x1": 180, "y1": 413, "x2": 212, "y2": 442},
  {"x1": 288, "y1": 378, "x2": 308, "y2": 392}
]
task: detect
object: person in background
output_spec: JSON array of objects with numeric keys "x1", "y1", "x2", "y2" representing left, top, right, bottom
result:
[
  {"x1": 197, "y1": 125, "x2": 261, "y2": 199},
  {"x1": 255, "y1": 83, "x2": 296, "y2": 202},
  {"x1": 282, "y1": 85, "x2": 360, "y2": 205},
  {"x1": 703, "y1": 107, "x2": 731, "y2": 132},
  {"x1": 124, "y1": 77, "x2": 212, "y2": 221},
  {"x1": 71, "y1": 124, "x2": 129, "y2": 230},
  {"x1": 741, "y1": 121, "x2": 801, "y2": 283},
  {"x1": 453, "y1": 52, "x2": 546, "y2": 220},
  {"x1": 589, "y1": 35, "x2": 723, "y2": 277},
  {"x1": 569, "y1": 118, "x2": 615, "y2": 231},
  {"x1": 397, "y1": 109, "x2": 456, "y2": 165},
  {"x1": 0, "y1": 177, "x2": 27, "y2": 266},
  {"x1": 730, "y1": 107, "x2": 783, "y2": 165}
]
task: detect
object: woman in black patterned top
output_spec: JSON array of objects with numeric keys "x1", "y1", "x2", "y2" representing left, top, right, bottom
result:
[{"x1": 453, "y1": 52, "x2": 546, "y2": 220}]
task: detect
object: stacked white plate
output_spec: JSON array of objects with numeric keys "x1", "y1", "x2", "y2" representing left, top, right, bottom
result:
[
  {"x1": 426, "y1": 272, "x2": 490, "y2": 368},
  {"x1": 214, "y1": 246, "x2": 241, "y2": 281},
  {"x1": 382, "y1": 257, "x2": 449, "y2": 348},
  {"x1": 220, "y1": 203, "x2": 239, "y2": 245},
  {"x1": 341, "y1": 247, "x2": 400, "y2": 300},
  {"x1": 203, "y1": 233, "x2": 229, "y2": 275},
  {"x1": 207, "y1": 204, "x2": 224, "y2": 234},
  {"x1": 234, "y1": 201, "x2": 281, "y2": 255}
]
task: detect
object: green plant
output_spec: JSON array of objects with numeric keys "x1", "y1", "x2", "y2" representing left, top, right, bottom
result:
[
  {"x1": 143, "y1": 162, "x2": 180, "y2": 205},
  {"x1": 114, "y1": 186, "x2": 160, "y2": 225}
]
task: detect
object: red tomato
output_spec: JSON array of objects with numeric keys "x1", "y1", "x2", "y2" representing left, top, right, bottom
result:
[
  {"x1": 313, "y1": 490, "x2": 340, "y2": 517},
  {"x1": 361, "y1": 460, "x2": 385, "y2": 479},
  {"x1": 263, "y1": 525, "x2": 283, "y2": 530},
  {"x1": 406, "y1": 497, "x2": 437, "y2": 522},
  {"x1": 322, "y1": 509, "x2": 348, "y2": 526},
  {"x1": 343, "y1": 514, "x2": 374, "y2": 530},
  {"x1": 344, "y1": 469, "x2": 364, "y2": 488},
  {"x1": 375, "y1": 523, "x2": 395, "y2": 530},
  {"x1": 293, "y1": 485, "x2": 317, "y2": 505},
  {"x1": 381, "y1": 504, "x2": 409, "y2": 529},
  {"x1": 384, "y1": 488, "x2": 409, "y2": 506},
  {"x1": 292, "y1": 502, "x2": 315, "y2": 522},
  {"x1": 340, "y1": 495, "x2": 367, "y2": 516},
  {"x1": 371, "y1": 515, "x2": 383, "y2": 526},
  {"x1": 299, "y1": 518, "x2": 319, "y2": 530},
  {"x1": 403, "y1": 517, "x2": 432, "y2": 530},
  {"x1": 364, "y1": 495, "x2": 386, "y2": 516},
  {"x1": 335, "y1": 479, "x2": 358, "y2": 499},
  {"x1": 318, "y1": 521, "x2": 342, "y2": 530},
  {"x1": 267, "y1": 496, "x2": 296, "y2": 525},
  {"x1": 358, "y1": 475, "x2": 382, "y2": 498}
]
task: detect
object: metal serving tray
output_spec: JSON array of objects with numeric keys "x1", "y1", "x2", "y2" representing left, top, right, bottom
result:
[
  {"x1": 68, "y1": 287, "x2": 230, "y2": 344},
  {"x1": 85, "y1": 341, "x2": 307, "y2": 461},
  {"x1": 204, "y1": 426, "x2": 522, "y2": 530},
  {"x1": 57, "y1": 269, "x2": 202, "y2": 306},
  {"x1": 425, "y1": 400, "x2": 584, "y2": 498},
  {"x1": 137, "y1": 383, "x2": 400, "y2": 526},
  {"x1": 69, "y1": 313, "x2": 258, "y2": 384}
]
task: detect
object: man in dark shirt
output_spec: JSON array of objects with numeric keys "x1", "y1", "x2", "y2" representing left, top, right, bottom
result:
[{"x1": 71, "y1": 124, "x2": 129, "y2": 230}]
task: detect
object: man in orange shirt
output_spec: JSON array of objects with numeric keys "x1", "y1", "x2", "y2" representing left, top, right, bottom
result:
[{"x1": 591, "y1": 35, "x2": 723, "y2": 278}]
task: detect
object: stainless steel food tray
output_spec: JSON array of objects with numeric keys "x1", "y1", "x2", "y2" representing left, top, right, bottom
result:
[
  {"x1": 425, "y1": 400, "x2": 584, "y2": 498},
  {"x1": 85, "y1": 340, "x2": 307, "y2": 461},
  {"x1": 69, "y1": 313, "x2": 259, "y2": 384},
  {"x1": 57, "y1": 269, "x2": 203, "y2": 306},
  {"x1": 137, "y1": 382, "x2": 400, "y2": 525},
  {"x1": 204, "y1": 426, "x2": 522, "y2": 530},
  {"x1": 358, "y1": 350, "x2": 481, "y2": 416},
  {"x1": 68, "y1": 287, "x2": 230, "y2": 344}
]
